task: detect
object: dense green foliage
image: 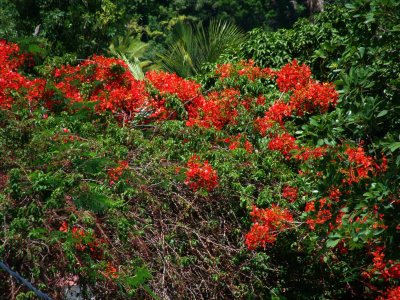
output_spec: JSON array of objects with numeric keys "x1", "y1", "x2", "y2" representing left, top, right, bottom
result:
[
  {"x1": 2, "y1": 0, "x2": 135, "y2": 57},
  {"x1": 240, "y1": 0, "x2": 400, "y2": 151},
  {"x1": 0, "y1": 0, "x2": 317, "y2": 58}
]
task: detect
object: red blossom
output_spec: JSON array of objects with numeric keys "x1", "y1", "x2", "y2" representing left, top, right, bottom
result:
[
  {"x1": 215, "y1": 63, "x2": 233, "y2": 79},
  {"x1": 185, "y1": 155, "x2": 218, "y2": 191},
  {"x1": 268, "y1": 132, "x2": 299, "y2": 159},
  {"x1": 59, "y1": 221, "x2": 68, "y2": 233},
  {"x1": 282, "y1": 185, "x2": 298, "y2": 202},
  {"x1": 293, "y1": 146, "x2": 327, "y2": 161},
  {"x1": 216, "y1": 60, "x2": 275, "y2": 81},
  {"x1": 305, "y1": 201, "x2": 315, "y2": 212},
  {"x1": 244, "y1": 140, "x2": 253, "y2": 154},
  {"x1": 104, "y1": 262, "x2": 119, "y2": 279},
  {"x1": 305, "y1": 198, "x2": 332, "y2": 230},
  {"x1": 276, "y1": 60, "x2": 312, "y2": 92},
  {"x1": 236, "y1": 59, "x2": 275, "y2": 81},
  {"x1": 367, "y1": 247, "x2": 400, "y2": 281},
  {"x1": 225, "y1": 134, "x2": 253, "y2": 153},
  {"x1": 145, "y1": 70, "x2": 205, "y2": 119},
  {"x1": 52, "y1": 55, "x2": 152, "y2": 119},
  {"x1": 290, "y1": 82, "x2": 338, "y2": 116},
  {"x1": 107, "y1": 161, "x2": 129, "y2": 185},
  {"x1": 0, "y1": 40, "x2": 47, "y2": 109},
  {"x1": 343, "y1": 145, "x2": 377, "y2": 184},
  {"x1": 245, "y1": 205, "x2": 294, "y2": 249},
  {"x1": 265, "y1": 101, "x2": 293, "y2": 124},
  {"x1": 375, "y1": 286, "x2": 400, "y2": 300},
  {"x1": 186, "y1": 88, "x2": 241, "y2": 129},
  {"x1": 328, "y1": 188, "x2": 342, "y2": 202}
]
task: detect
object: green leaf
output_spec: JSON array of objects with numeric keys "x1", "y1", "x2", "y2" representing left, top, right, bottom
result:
[
  {"x1": 74, "y1": 188, "x2": 123, "y2": 213},
  {"x1": 376, "y1": 110, "x2": 388, "y2": 118},
  {"x1": 123, "y1": 266, "x2": 152, "y2": 289},
  {"x1": 388, "y1": 142, "x2": 400, "y2": 152},
  {"x1": 326, "y1": 239, "x2": 340, "y2": 248}
]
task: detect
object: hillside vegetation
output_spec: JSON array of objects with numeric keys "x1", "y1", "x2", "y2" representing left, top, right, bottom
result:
[{"x1": 0, "y1": 0, "x2": 399, "y2": 299}]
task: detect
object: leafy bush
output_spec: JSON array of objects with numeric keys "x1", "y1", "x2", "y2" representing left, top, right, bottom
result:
[
  {"x1": 240, "y1": 0, "x2": 400, "y2": 160},
  {"x1": 1, "y1": 37, "x2": 399, "y2": 299}
]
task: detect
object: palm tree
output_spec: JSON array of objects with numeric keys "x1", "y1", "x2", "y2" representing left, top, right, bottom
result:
[
  {"x1": 158, "y1": 19, "x2": 245, "y2": 78},
  {"x1": 109, "y1": 35, "x2": 155, "y2": 80}
]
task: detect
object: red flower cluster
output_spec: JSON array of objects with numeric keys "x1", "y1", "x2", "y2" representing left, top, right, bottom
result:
[
  {"x1": 145, "y1": 70, "x2": 205, "y2": 120},
  {"x1": 216, "y1": 59, "x2": 274, "y2": 81},
  {"x1": 59, "y1": 222, "x2": 119, "y2": 279},
  {"x1": 256, "y1": 100, "x2": 293, "y2": 135},
  {"x1": 268, "y1": 133, "x2": 299, "y2": 159},
  {"x1": 53, "y1": 55, "x2": 151, "y2": 118},
  {"x1": 367, "y1": 247, "x2": 400, "y2": 280},
  {"x1": 185, "y1": 155, "x2": 218, "y2": 191},
  {"x1": 293, "y1": 146, "x2": 327, "y2": 161},
  {"x1": 107, "y1": 161, "x2": 129, "y2": 185},
  {"x1": 304, "y1": 198, "x2": 333, "y2": 230},
  {"x1": 0, "y1": 40, "x2": 25, "y2": 69},
  {"x1": 245, "y1": 205, "x2": 294, "y2": 249},
  {"x1": 215, "y1": 63, "x2": 233, "y2": 79},
  {"x1": 290, "y1": 82, "x2": 338, "y2": 116},
  {"x1": 264, "y1": 101, "x2": 293, "y2": 125},
  {"x1": 376, "y1": 286, "x2": 400, "y2": 300},
  {"x1": 237, "y1": 59, "x2": 275, "y2": 81},
  {"x1": 261, "y1": 65, "x2": 336, "y2": 161},
  {"x1": 59, "y1": 222, "x2": 104, "y2": 260},
  {"x1": 0, "y1": 40, "x2": 46, "y2": 109},
  {"x1": 276, "y1": 60, "x2": 311, "y2": 92},
  {"x1": 186, "y1": 88, "x2": 241, "y2": 129},
  {"x1": 257, "y1": 60, "x2": 338, "y2": 136},
  {"x1": 328, "y1": 188, "x2": 342, "y2": 202},
  {"x1": 104, "y1": 262, "x2": 119, "y2": 279},
  {"x1": 224, "y1": 134, "x2": 253, "y2": 154},
  {"x1": 282, "y1": 185, "x2": 298, "y2": 202},
  {"x1": 267, "y1": 132, "x2": 327, "y2": 162},
  {"x1": 342, "y1": 145, "x2": 378, "y2": 184},
  {"x1": 71, "y1": 226, "x2": 87, "y2": 252}
]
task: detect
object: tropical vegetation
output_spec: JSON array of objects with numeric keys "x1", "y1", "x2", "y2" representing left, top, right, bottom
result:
[{"x1": 0, "y1": 0, "x2": 399, "y2": 299}]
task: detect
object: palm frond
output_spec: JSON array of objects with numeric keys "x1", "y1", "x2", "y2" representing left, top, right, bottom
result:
[
  {"x1": 109, "y1": 35, "x2": 156, "y2": 80},
  {"x1": 120, "y1": 53, "x2": 145, "y2": 80},
  {"x1": 158, "y1": 19, "x2": 245, "y2": 77}
]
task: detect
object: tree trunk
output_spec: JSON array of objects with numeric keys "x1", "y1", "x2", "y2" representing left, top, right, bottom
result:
[{"x1": 307, "y1": 0, "x2": 324, "y2": 14}]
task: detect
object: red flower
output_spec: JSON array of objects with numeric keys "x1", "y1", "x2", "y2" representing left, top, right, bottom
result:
[
  {"x1": 282, "y1": 185, "x2": 298, "y2": 202},
  {"x1": 367, "y1": 247, "x2": 400, "y2": 281},
  {"x1": 107, "y1": 161, "x2": 129, "y2": 185},
  {"x1": 245, "y1": 205, "x2": 294, "y2": 249},
  {"x1": 59, "y1": 221, "x2": 68, "y2": 232},
  {"x1": 276, "y1": 60, "x2": 311, "y2": 92},
  {"x1": 244, "y1": 140, "x2": 253, "y2": 154},
  {"x1": 225, "y1": 134, "x2": 253, "y2": 154},
  {"x1": 185, "y1": 155, "x2": 218, "y2": 191},
  {"x1": 343, "y1": 145, "x2": 377, "y2": 184},
  {"x1": 257, "y1": 100, "x2": 293, "y2": 135},
  {"x1": 290, "y1": 81, "x2": 338, "y2": 116},
  {"x1": 215, "y1": 63, "x2": 233, "y2": 79},
  {"x1": 378, "y1": 286, "x2": 400, "y2": 300},
  {"x1": 268, "y1": 132, "x2": 299, "y2": 159},
  {"x1": 187, "y1": 88, "x2": 241, "y2": 129},
  {"x1": 0, "y1": 40, "x2": 47, "y2": 109},
  {"x1": 105, "y1": 262, "x2": 118, "y2": 279},
  {"x1": 146, "y1": 70, "x2": 204, "y2": 120},
  {"x1": 304, "y1": 199, "x2": 332, "y2": 230},
  {"x1": 293, "y1": 146, "x2": 327, "y2": 161},
  {"x1": 216, "y1": 60, "x2": 275, "y2": 81}
]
